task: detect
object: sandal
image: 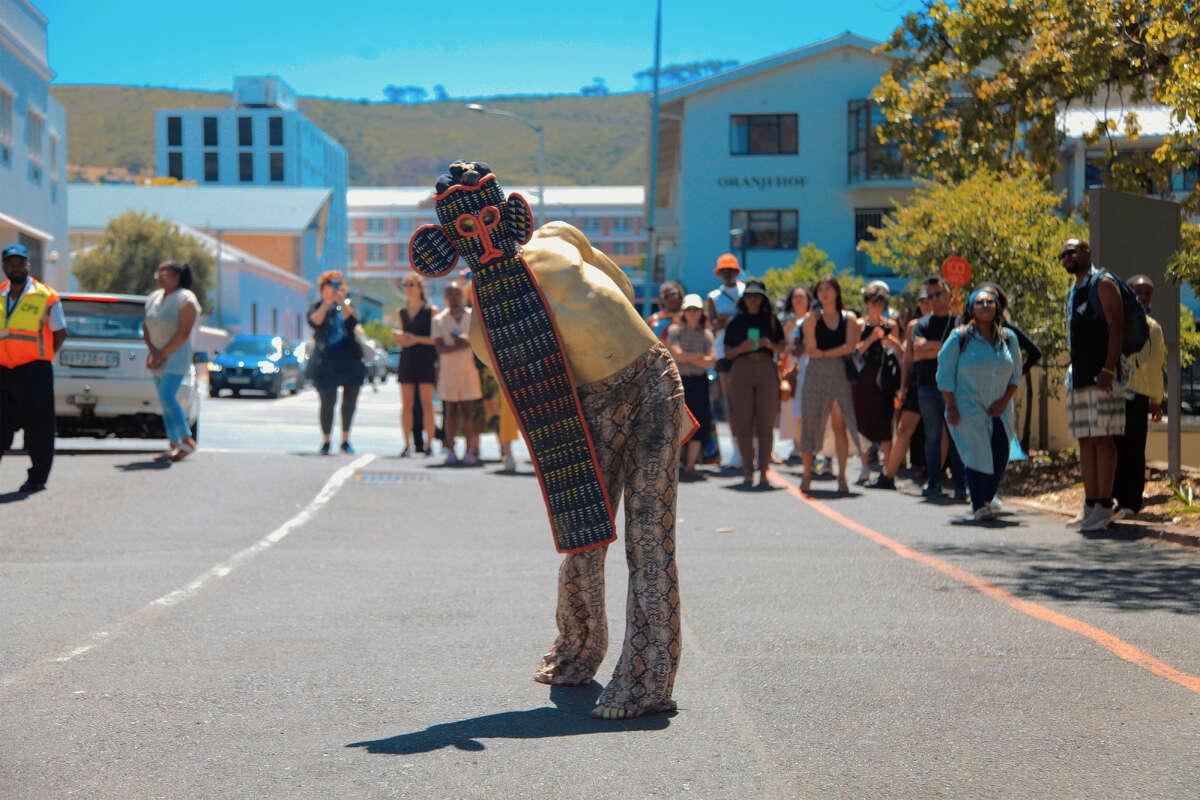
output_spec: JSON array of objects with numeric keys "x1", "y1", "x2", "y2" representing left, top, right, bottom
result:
[
  {"x1": 154, "y1": 449, "x2": 177, "y2": 463},
  {"x1": 170, "y1": 442, "x2": 196, "y2": 462}
]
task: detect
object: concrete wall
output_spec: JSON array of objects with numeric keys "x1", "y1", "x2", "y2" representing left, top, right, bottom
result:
[{"x1": 665, "y1": 47, "x2": 915, "y2": 294}]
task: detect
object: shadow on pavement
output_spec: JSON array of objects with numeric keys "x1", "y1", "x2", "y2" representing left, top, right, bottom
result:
[
  {"x1": 345, "y1": 682, "x2": 673, "y2": 755},
  {"x1": 114, "y1": 460, "x2": 172, "y2": 472},
  {"x1": 921, "y1": 537, "x2": 1200, "y2": 614},
  {"x1": 0, "y1": 490, "x2": 31, "y2": 504}
]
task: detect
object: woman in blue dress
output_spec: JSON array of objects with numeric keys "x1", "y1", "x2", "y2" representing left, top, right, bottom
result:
[{"x1": 936, "y1": 286, "x2": 1022, "y2": 521}]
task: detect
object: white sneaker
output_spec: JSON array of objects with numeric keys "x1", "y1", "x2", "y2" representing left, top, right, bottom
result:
[
  {"x1": 989, "y1": 498, "x2": 1003, "y2": 512},
  {"x1": 1111, "y1": 506, "x2": 1134, "y2": 522},
  {"x1": 1067, "y1": 504, "x2": 1092, "y2": 528},
  {"x1": 1078, "y1": 505, "x2": 1115, "y2": 532},
  {"x1": 972, "y1": 506, "x2": 995, "y2": 522},
  {"x1": 503, "y1": 453, "x2": 517, "y2": 472}
]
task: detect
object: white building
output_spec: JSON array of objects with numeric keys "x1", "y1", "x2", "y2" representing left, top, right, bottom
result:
[
  {"x1": 347, "y1": 185, "x2": 649, "y2": 298},
  {"x1": 650, "y1": 32, "x2": 917, "y2": 294},
  {"x1": 0, "y1": 0, "x2": 69, "y2": 287},
  {"x1": 154, "y1": 76, "x2": 348, "y2": 281}
]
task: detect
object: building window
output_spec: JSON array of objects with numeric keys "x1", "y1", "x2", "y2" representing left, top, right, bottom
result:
[
  {"x1": 167, "y1": 116, "x2": 182, "y2": 147},
  {"x1": 0, "y1": 90, "x2": 13, "y2": 165},
  {"x1": 269, "y1": 116, "x2": 283, "y2": 147},
  {"x1": 238, "y1": 116, "x2": 253, "y2": 147},
  {"x1": 611, "y1": 217, "x2": 633, "y2": 233},
  {"x1": 1173, "y1": 163, "x2": 1200, "y2": 193},
  {"x1": 367, "y1": 243, "x2": 387, "y2": 263},
  {"x1": 239, "y1": 152, "x2": 254, "y2": 182},
  {"x1": 204, "y1": 152, "x2": 219, "y2": 182},
  {"x1": 49, "y1": 134, "x2": 58, "y2": 200},
  {"x1": 26, "y1": 109, "x2": 44, "y2": 162},
  {"x1": 853, "y1": 208, "x2": 893, "y2": 276},
  {"x1": 269, "y1": 151, "x2": 284, "y2": 182},
  {"x1": 730, "y1": 114, "x2": 798, "y2": 156},
  {"x1": 847, "y1": 100, "x2": 906, "y2": 183},
  {"x1": 365, "y1": 217, "x2": 386, "y2": 234},
  {"x1": 203, "y1": 116, "x2": 218, "y2": 147},
  {"x1": 729, "y1": 210, "x2": 798, "y2": 250},
  {"x1": 610, "y1": 242, "x2": 631, "y2": 255},
  {"x1": 168, "y1": 151, "x2": 183, "y2": 180}
]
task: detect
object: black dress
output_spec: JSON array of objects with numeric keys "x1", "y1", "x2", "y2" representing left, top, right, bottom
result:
[
  {"x1": 851, "y1": 319, "x2": 896, "y2": 443},
  {"x1": 398, "y1": 305, "x2": 437, "y2": 385}
]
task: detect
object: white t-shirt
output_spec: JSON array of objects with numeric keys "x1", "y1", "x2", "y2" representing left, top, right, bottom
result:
[
  {"x1": 707, "y1": 280, "x2": 745, "y2": 360},
  {"x1": 432, "y1": 307, "x2": 482, "y2": 401},
  {"x1": 144, "y1": 288, "x2": 201, "y2": 374}
]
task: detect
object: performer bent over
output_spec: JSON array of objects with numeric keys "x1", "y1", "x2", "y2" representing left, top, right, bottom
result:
[{"x1": 409, "y1": 162, "x2": 686, "y2": 719}]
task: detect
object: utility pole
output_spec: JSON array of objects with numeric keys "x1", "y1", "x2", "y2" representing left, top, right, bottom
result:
[{"x1": 645, "y1": 0, "x2": 663, "y2": 299}]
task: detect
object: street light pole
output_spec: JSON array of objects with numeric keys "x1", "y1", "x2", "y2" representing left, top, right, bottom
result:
[
  {"x1": 464, "y1": 103, "x2": 545, "y2": 219},
  {"x1": 646, "y1": 0, "x2": 663, "y2": 289}
]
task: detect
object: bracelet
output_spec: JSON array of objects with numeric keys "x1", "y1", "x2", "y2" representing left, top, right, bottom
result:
[{"x1": 1101, "y1": 367, "x2": 1116, "y2": 377}]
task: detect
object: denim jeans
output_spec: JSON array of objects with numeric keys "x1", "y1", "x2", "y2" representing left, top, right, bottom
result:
[
  {"x1": 917, "y1": 385, "x2": 964, "y2": 495},
  {"x1": 154, "y1": 372, "x2": 191, "y2": 443},
  {"x1": 964, "y1": 418, "x2": 1010, "y2": 511}
]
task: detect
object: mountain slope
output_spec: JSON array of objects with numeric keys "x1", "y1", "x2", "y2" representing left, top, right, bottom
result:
[{"x1": 51, "y1": 85, "x2": 649, "y2": 186}]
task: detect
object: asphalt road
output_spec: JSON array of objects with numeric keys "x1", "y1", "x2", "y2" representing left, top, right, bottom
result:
[{"x1": 1, "y1": 387, "x2": 1198, "y2": 798}]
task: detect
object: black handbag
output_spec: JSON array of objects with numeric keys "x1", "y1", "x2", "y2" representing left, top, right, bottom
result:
[{"x1": 876, "y1": 351, "x2": 901, "y2": 396}]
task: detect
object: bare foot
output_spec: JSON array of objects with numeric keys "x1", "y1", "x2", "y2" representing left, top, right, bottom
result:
[{"x1": 590, "y1": 698, "x2": 677, "y2": 720}]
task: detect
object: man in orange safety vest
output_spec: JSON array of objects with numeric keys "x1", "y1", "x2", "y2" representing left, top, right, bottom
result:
[{"x1": 0, "y1": 243, "x2": 67, "y2": 494}]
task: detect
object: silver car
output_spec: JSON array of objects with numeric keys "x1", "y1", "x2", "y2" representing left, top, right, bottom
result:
[{"x1": 54, "y1": 293, "x2": 202, "y2": 439}]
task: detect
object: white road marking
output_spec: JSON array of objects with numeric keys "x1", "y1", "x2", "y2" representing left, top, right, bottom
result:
[{"x1": 1, "y1": 454, "x2": 375, "y2": 693}]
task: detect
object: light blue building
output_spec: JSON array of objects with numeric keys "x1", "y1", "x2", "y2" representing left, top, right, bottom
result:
[
  {"x1": 69, "y1": 184, "x2": 331, "y2": 337},
  {"x1": 649, "y1": 33, "x2": 918, "y2": 295},
  {"x1": 0, "y1": 0, "x2": 69, "y2": 288},
  {"x1": 153, "y1": 76, "x2": 347, "y2": 284}
]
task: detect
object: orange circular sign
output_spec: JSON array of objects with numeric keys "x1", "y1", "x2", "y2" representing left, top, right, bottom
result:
[{"x1": 941, "y1": 256, "x2": 972, "y2": 288}]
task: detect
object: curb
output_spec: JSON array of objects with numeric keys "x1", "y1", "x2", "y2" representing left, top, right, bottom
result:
[{"x1": 1006, "y1": 497, "x2": 1200, "y2": 549}]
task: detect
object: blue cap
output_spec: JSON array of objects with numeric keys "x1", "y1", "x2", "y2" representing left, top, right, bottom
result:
[{"x1": 2, "y1": 243, "x2": 29, "y2": 261}]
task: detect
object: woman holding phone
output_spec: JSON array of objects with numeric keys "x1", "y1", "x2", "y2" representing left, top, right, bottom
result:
[
  {"x1": 308, "y1": 271, "x2": 366, "y2": 455},
  {"x1": 721, "y1": 279, "x2": 786, "y2": 487}
]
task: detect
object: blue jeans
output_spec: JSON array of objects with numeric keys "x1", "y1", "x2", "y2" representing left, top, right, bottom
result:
[
  {"x1": 965, "y1": 418, "x2": 1010, "y2": 511},
  {"x1": 154, "y1": 372, "x2": 191, "y2": 444},
  {"x1": 917, "y1": 385, "x2": 964, "y2": 495}
]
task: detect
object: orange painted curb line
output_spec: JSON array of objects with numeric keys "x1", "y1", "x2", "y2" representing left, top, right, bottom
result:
[{"x1": 770, "y1": 474, "x2": 1200, "y2": 695}]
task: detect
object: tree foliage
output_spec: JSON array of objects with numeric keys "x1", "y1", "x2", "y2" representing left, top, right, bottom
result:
[
  {"x1": 633, "y1": 60, "x2": 739, "y2": 90},
  {"x1": 874, "y1": 1, "x2": 1200, "y2": 211},
  {"x1": 74, "y1": 211, "x2": 214, "y2": 310},
  {"x1": 383, "y1": 85, "x2": 428, "y2": 104},
  {"x1": 762, "y1": 243, "x2": 865, "y2": 310},
  {"x1": 860, "y1": 168, "x2": 1085, "y2": 361}
]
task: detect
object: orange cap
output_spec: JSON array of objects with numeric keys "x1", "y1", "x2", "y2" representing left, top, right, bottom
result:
[{"x1": 714, "y1": 253, "x2": 740, "y2": 275}]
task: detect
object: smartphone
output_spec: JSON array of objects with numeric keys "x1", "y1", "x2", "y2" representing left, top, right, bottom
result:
[{"x1": 748, "y1": 327, "x2": 761, "y2": 347}]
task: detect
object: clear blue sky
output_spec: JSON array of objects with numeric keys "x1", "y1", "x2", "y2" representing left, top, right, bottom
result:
[{"x1": 39, "y1": 0, "x2": 924, "y2": 98}]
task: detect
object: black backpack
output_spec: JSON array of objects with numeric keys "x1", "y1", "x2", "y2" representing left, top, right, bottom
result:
[{"x1": 1085, "y1": 270, "x2": 1150, "y2": 355}]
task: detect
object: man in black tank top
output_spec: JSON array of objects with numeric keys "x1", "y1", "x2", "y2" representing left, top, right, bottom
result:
[
  {"x1": 1061, "y1": 239, "x2": 1126, "y2": 532},
  {"x1": 911, "y1": 276, "x2": 965, "y2": 500}
]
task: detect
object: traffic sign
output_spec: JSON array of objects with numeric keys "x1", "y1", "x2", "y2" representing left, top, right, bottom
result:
[{"x1": 941, "y1": 256, "x2": 972, "y2": 288}]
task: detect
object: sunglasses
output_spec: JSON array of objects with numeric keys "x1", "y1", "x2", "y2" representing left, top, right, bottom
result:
[{"x1": 974, "y1": 298, "x2": 997, "y2": 307}]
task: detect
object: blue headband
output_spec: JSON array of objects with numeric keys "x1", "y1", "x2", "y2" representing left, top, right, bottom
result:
[{"x1": 968, "y1": 289, "x2": 990, "y2": 307}]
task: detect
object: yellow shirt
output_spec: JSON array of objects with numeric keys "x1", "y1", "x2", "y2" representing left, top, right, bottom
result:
[{"x1": 1127, "y1": 314, "x2": 1165, "y2": 401}]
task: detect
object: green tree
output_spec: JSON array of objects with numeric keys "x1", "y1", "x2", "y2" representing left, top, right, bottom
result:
[
  {"x1": 859, "y1": 168, "x2": 1085, "y2": 361},
  {"x1": 74, "y1": 211, "x2": 214, "y2": 310},
  {"x1": 874, "y1": 1, "x2": 1200, "y2": 210},
  {"x1": 762, "y1": 243, "x2": 865, "y2": 309},
  {"x1": 360, "y1": 318, "x2": 395, "y2": 348}
]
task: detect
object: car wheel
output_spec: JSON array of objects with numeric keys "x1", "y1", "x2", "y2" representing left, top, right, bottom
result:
[
  {"x1": 232, "y1": 389, "x2": 241, "y2": 398},
  {"x1": 209, "y1": 386, "x2": 219, "y2": 398},
  {"x1": 266, "y1": 377, "x2": 281, "y2": 399}
]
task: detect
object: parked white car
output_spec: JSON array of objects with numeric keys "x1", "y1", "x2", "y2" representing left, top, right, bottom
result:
[{"x1": 54, "y1": 293, "x2": 202, "y2": 440}]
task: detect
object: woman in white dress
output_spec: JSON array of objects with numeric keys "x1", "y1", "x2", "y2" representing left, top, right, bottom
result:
[{"x1": 779, "y1": 286, "x2": 811, "y2": 463}]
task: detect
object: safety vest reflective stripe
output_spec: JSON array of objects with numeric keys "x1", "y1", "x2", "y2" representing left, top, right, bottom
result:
[{"x1": 0, "y1": 279, "x2": 59, "y2": 366}]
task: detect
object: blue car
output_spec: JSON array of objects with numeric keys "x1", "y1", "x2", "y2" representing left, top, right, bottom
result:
[{"x1": 207, "y1": 335, "x2": 302, "y2": 398}]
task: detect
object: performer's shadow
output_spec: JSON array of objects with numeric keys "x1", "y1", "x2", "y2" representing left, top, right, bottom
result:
[{"x1": 345, "y1": 682, "x2": 674, "y2": 755}]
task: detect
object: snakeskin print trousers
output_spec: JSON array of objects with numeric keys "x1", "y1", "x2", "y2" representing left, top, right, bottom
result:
[{"x1": 534, "y1": 342, "x2": 684, "y2": 715}]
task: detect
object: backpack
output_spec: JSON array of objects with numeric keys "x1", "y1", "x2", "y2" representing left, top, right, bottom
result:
[{"x1": 1085, "y1": 270, "x2": 1150, "y2": 355}]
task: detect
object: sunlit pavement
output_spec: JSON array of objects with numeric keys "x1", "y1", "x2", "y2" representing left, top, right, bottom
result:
[{"x1": 2, "y1": 382, "x2": 1198, "y2": 798}]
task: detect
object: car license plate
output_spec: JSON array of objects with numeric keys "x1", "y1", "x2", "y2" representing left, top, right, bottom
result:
[
  {"x1": 228, "y1": 376, "x2": 251, "y2": 385},
  {"x1": 60, "y1": 349, "x2": 120, "y2": 369}
]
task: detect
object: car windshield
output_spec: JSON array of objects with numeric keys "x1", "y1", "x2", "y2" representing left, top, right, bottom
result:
[
  {"x1": 61, "y1": 300, "x2": 144, "y2": 340},
  {"x1": 225, "y1": 338, "x2": 280, "y2": 358}
]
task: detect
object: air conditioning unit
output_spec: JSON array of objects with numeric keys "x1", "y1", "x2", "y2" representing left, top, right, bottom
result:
[{"x1": 234, "y1": 76, "x2": 297, "y2": 111}]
